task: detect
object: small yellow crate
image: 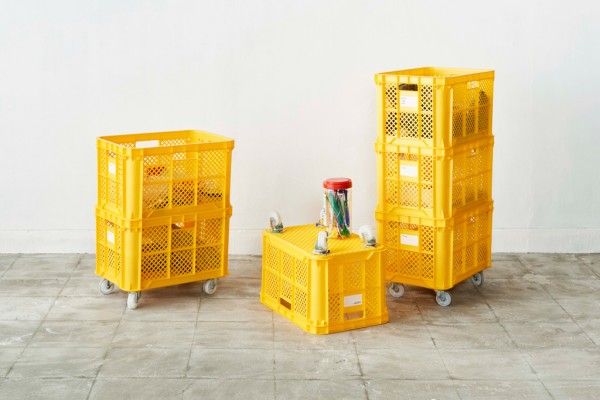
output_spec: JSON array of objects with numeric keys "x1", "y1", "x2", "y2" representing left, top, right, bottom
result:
[
  {"x1": 376, "y1": 201, "x2": 493, "y2": 293},
  {"x1": 261, "y1": 225, "x2": 388, "y2": 334},
  {"x1": 97, "y1": 130, "x2": 234, "y2": 220},
  {"x1": 95, "y1": 206, "x2": 231, "y2": 294},
  {"x1": 376, "y1": 67, "x2": 494, "y2": 148},
  {"x1": 376, "y1": 135, "x2": 494, "y2": 218}
]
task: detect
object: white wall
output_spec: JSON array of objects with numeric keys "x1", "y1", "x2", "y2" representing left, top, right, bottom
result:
[{"x1": 1, "y1": 0, "x2": 599, "y2": 254}]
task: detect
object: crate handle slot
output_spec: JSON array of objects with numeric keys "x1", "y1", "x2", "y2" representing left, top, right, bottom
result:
[
  {"x1": 345, "y1": 311, "x2": 364, "y2": 320},
  {"x1": 136, "y1": 139, "x2": 160, "y2": 148},
  {"x1": 279, "y1": 298, "x2": 292, "y2": 310}
]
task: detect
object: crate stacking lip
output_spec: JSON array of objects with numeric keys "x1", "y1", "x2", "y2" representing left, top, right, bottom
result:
[
  {"x1": 376, "y1": 201, "x2": 493, "y2": 291},
  {"x1": 96, "y1": 205, "x2": 231, "y2": 292},
  {"x1": 261, "y1": 224, "x2": 388, "y2": 334},
  {"x1": 376, "y1": 135, "x2": 494, "y2": 219},
  {"x1": 97, "y1": 130, "x2": 234, "y2": 220},
  {"x1": 375, "y1": 67, "x2": 494, "y2": 148}
]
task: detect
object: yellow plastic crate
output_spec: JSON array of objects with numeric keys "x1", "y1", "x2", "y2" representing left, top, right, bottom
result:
[
  {"x1": 376, "y1": 135, "x2": 494, "y2": 218},
  {"x1": 376, "y1": 201, "x2": 493, "y2": 291},
  {"x1": 376, "y1": 67, "x2": 494, "y2": 148},
  {"x1": 97, "y1": 130, "x2": 234, "y2": 220},
  {"x1": 261, "y1": 224, "x2": 388, "y2": 334},
  {"x1": 95, "y1": 206, "x2": 231, "y2": 292}
]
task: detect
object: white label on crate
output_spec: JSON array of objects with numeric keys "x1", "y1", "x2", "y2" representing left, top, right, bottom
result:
[
  {"x1": 106, "y1": 230, "x2": 115, "y2": 244},
  {"x1": 467, "y1": 80, "x2": 480, "y2": 89},
  {"x1": 400, "y1": 95, "x2": 418, "y2": 108},
  {"x1": 135, "y1": 139, "x2": 160, "y2": 148},
  {"x1": 108, "y1": 160, "x2": 116, "y2": 176},
  {"x1": 400, "y1": 233, "x2": 419, "y2": 247},
  {"x1": 344, "y1": 294, "x2": 363, "y2": 307},
  {"x1": 400, "y1": 164, "x2": 418, "y2": 178}
]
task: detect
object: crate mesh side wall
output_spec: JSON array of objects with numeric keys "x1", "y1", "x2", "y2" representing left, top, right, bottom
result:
[
  {"x1": 384, "y1": 81, "x2": 434, "y2": 141},
  {"x1": 380, "y1": 140, "x2": 492, "y2": 216},
  {"x1": 381, "y1": 205, "x2": 492, "y2": 288},
  {"x1": 451, "y1": 79, "x2": 494, "y2": 141},
  {"x1": 96, "y1": 215, "x2": 123, "y2": 284},
  {"x1": 141, "y1": 149, "x2": 228, "y2": 213},
  {"x1": 97, "y1": 211, "x2": 226, "y2": 289},
  {"x1": 99, "y1": 145, "x2": 229, "y2": 217},
  {"x1": 262, "y1": 241, "x2": 310, "y2": 321},
  {"x1": 452, "y1": 208, "x2": 492, "y2": 277},
  {"x1": 383, "y1": 77, "x2": 493, "y2": 145}
]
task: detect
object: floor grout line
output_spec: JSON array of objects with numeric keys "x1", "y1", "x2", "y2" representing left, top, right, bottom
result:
[
  {"x1": 0, "y1": 254, "x2": 21, "y2": 279},
  {"x1": 576, "y1": 254, "x2": 600, "y2": 279},
  {"x1": 4, "y1": 254, "x2": 83, "y2": 380},
  {"x1": 183, "y1": 292, "x2": 202, "y2": 379},
  {"x1": 85, "y1": 253, "x2": 127, "y2": 400},
  {"x1": 350, "y1": 332, "x2": 370, "y2": 400}
]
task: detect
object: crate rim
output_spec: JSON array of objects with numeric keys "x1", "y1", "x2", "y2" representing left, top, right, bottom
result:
[
  {"x1": 264, "y1": 225, "x2": 384, "y2": 261},
  {"x1": 97, "y1": 129, "x2": 235, "y2": 157},
  {"x1": 96, "y1": 205, "x2": 232, "y2": 230},
  {"x1": 375, "y1": 66, "x2": 495, "y2": 85},
  {"x1": 375, "y1": 134, "x2": 494, "y2": 157},
  {"x1": 375, "y1": 200, "x2": 494, "y2": 228}
]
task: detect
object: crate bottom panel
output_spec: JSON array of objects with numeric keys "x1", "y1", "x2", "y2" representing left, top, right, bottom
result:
[{"x1": 95, "y1": 207, "x2": 230, "y2": 291}]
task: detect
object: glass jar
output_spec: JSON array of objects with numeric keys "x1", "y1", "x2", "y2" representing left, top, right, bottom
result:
[{"x1": 322, "y1": 177, "x2": 352, "y2": 238}]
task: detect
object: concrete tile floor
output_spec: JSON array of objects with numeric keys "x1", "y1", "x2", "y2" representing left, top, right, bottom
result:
[{"x1": 0, "y1": 253, "x2": 598, "y2": 399}]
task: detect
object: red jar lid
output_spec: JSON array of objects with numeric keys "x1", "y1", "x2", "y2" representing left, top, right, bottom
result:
[{"x1": 323, "y1": 177, "x2": 352, "y2": 190}]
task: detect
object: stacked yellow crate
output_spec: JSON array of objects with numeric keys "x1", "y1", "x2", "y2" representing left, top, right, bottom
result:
[
  {"x1": 95, "y1": 130, "x2": 234, "y2": 309},
  {"x1": 374, "y1": 67, "x2": 494, "y2": 306}
]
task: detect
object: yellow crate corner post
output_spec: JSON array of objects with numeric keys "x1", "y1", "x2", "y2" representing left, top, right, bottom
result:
[{"x1": 260, "y1": 224, "x2": 388, "y2": 334}]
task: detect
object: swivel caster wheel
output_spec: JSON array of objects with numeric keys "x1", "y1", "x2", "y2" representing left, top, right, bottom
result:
[
  {"x1": 471, "y1": 272, "x2": 484, "y2": 287},
  {"x1": 435, "y1": 290, "x2": 452, "y2": 307},
  {"x1": 99, "y1": 279, "x2": 117, "y2": 295},
  {"x1": 388, "y1": 283, "x2": 405, "y2": 298},
  {"x1": 127, "y1": 292, "x2": 141, "y2": 310},
  {"x1": 203, "y1": 279, "x2": 217, "y2": 295}
]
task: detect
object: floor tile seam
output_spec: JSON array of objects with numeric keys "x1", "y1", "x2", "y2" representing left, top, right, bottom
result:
[
  {"x1": 537, "y1": 281, "x2": 598, "y2": 346},
  {"x1": 4, "y1": 261, "x2": 75, "y2": 379},
  {"x1": 538, "y1": 379, "x2": 557, "y2": 400},
  {"x1": 576, "y1": 254, "x2": 600, "y2": 279},
  {"x1": 86, "y1": 291, "x2": 127, "y2": 400},
  {"x1": 57, "y1": 254, "x2": 85, "y2": 297},
  {"x1": 409, "y1": 298, "x2": 428, "y2": 324},
  {"x1": 184, "y1": 296, "x2": 202, "y2": 378},
  {"x1": 420, "y1": 321, "x2": 455, "y2": 382},
  {"x1": 350, "y1": 334, "x2": 370, "y2": 400},
  {"x1": 0, "y1": 254, "x2": 21, "y2": 279},
  {"x1": 515, "y1": 254, "x2": 535, "y2": 273},
  {"x1": 496, "y1": 317, "x2": 557, "y2": 396}
]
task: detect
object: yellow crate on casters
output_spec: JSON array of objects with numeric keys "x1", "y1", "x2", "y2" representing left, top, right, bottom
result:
[
  {"x1": 376, "y1": 135, "x2": 494, "y2": 218},
  {"x1": 376, "y1": 67, "x2": 494, "y2": 148},
  {"x1": 261, "y1": 224, "x2": 388, "y2": 334},
  {"x1": 97, "y1": 130, "x2": 234, "y2": 220},
  {"x1": 376, "y1": 202, "x2": 493, "y2": 306},
  {"x1": 96, "y1": 206, "x2": 231, "y2": 309}
]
